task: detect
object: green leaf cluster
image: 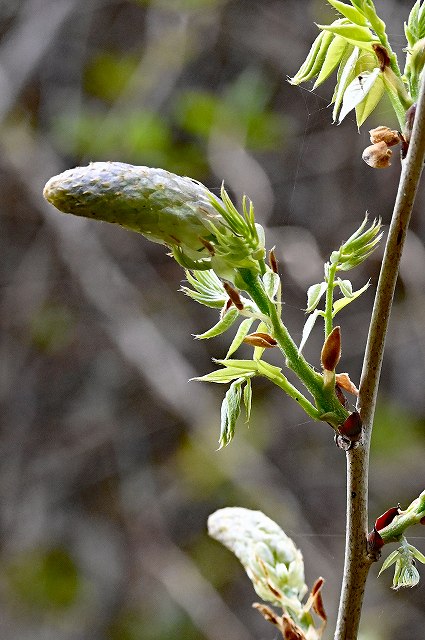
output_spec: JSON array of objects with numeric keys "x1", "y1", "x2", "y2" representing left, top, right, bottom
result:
[
  {"x1": 404, "y1": 2, "x2": 425, "y2": 100},
  {"x1": 290, "y1": 0, "x2": 416, "y2": 128},
  {"x1": 300, "y1": 217, "x2": 381, "y2": 351},
  {"x1": 379, "y1": 536, "x2": 425, "y2": 590}
]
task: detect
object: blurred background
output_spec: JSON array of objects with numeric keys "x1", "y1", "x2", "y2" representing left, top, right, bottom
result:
[{"x1": 1, "y1": 0, "x2": 424, "y2": 638}]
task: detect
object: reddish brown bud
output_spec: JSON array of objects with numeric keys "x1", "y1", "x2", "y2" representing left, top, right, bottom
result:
[
  {"x1": 362, "y1": 141, "x2": 392, "y2": 168},
  {"x1": 269, "y1": 247, "x2": 278, "y2": 274},
  {"x1": 367, "y1": 527, "x2": 384, "y2": 555},
  {"x1": 420, "y1": 516, "x2": 425, "y2": 525},
  {"x1": 321, "y1": 326, "x2": 341, "y2": 372},
  {"x1": 223, "y1": 282, "x2": 244, "y2": 310},
  {"x1": 369, "y1": 126, "x2": 400, "y2": 147},
  {"x1": 338, "y1": 410, "x2": 362, "y2": 440},
  {"x1": 243, "y1": 332, "x2": 277, "y2": 348},
  {"x1": 372, "y1": 43, "x2": 391, "y2": 71},
  {"x1": 374, "y1": 506, "x2": 400, "y2": 531}
]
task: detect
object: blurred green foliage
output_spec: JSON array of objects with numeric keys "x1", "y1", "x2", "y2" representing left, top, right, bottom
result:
[
  {"x1": 4, "y1": 547, "x2": 80, "y2": 613},
  {"x1": 51, "y1": 62, "x2": 285, "y2": 176},
  {"x1": 30, "y1": 303, "x2": 75, "y2": 354}
]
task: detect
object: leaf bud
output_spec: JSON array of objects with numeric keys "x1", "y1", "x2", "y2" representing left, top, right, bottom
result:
[
  {"x1": 243, "y1": 332, "x2": 277, "y2": 348},
  {"x1": 337, "y1": 410, "x2": 362, "y2": 440},
  {"x1": 321, "y1": 326, "x2": 341, "y2": 372},
  {"x1": 269, "y1": 247, "x2": 279, "y2": 274},
  {"x1": 362, "y1": 141, "x2": 392, "y2": 168},
  {"x1": 369, "y1": 126, "x2": 400, "y2": 147}
]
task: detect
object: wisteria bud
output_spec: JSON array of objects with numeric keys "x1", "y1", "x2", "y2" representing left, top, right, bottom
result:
[
  {"x1": 208, "y1": 507, "x2": 307, "y2": 608},
  {"x1": 362, "y1": 141, "x2": 392, "y2": 168},
  {"x1": 44, "y1": 162, "x2": 265, "y2": 278},
  {"x1": 44, "y1": 162, "x2": 222, "y2": 257}
]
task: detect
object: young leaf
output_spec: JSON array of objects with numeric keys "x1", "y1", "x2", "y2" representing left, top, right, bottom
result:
[
  {"x1": 313, "y1": 35, "x2": 348, "y2": 88},
  {"x1": 326, "y1": 0, "x2": 368, "y2": 26},
  {"x1": 336, "y1": 278, "x2": 353, "y2": 298},
  {"x1": 289, "y1": 29, "x2": 334, "y2": 85},
  {"x1": 225, "y1": 317, "x2": 255, "y2": 358},
  {"x1": 299, "y1": 310, "x2": 320, "y2": 353},
  {"x1": 338, "y1": 67, "x2": 381, "y2": 123},
  {"x1": 378, "y1": 549, "x2": 401, "y2": 576},
  {"x1": 355, "y1": 72, "x2": 385, "y2": 126},
  {"x1": 263, "y1": 270, "x2": 280, "y2": 301},
  {"x1": 193, "y1": 366, "x2": 256, "y2": 384},
  {"x1": 332, "y1": 47, "x2": 360, "y2": 121},
  {"x1": 243, "y1": 378, "x2": 252, "y2": 422},
  {"x1": 194, "y1": 307, "x2": 239, "y2": 339},
  {"x1": 219, "y1": 378, "x2": 243, "y2": 448},
  {"x1": 306, "y1": 282, "x2": 327, "y2": 312},
  {"x1": 332, "y1": 281, "x2": 370, "y2": 315},
  {"x1": 318, "y1": 23, "x2": 377, "y2": 51}
]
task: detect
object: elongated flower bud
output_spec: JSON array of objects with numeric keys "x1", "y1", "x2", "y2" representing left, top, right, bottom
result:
[
  {"x1": 44, "y1": 162, "x2": 222, "y2": 258},
  {"x1": 208, "y1": 507, "x2": 307, "y2": 608},
  {"x1": 44, "y1": 162, "x2": 265, "y2": 278}
]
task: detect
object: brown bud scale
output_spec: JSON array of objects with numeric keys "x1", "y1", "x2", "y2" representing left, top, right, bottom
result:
[
  {"x1": 362, "y1": 141, "x2": 392, "y2": 169},
  {"x1": 223, "y1": 282, "x2": 244, "y2": 310},
  {"x1": 369, "y1": 126, "x2": 400, "y2": 147}
]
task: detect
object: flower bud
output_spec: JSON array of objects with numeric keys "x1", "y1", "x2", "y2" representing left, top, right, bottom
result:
[
  {"x1": 44, "y1": 162, "x2": 265, "y2": 278},
  {"x1": 208, "y1": 507, "x2": 307, "y2": 607},
  {"x1": 44, "y1": 162, "x2": 222, "y2": 259},
  {"x1": 369, "y1": 126, "x2": 400, "y2": 147},
  {"x1": 362, "y1": 141, "x2": 392, "y2": 168}
]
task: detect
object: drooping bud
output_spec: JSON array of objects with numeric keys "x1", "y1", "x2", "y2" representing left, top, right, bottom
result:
[
  {"x1": 369, "y1": 126, "x2": 400, "y2": 147},
  {"x1": 44, "y1": 162, "x2": 266, "y2": 278},
  {"x1": 43, "y1": 162, "x2": 222, "y2": 259},
  {"x1": 321, "y1": 326, "x2": 341, "y2": 372},
  {"x1": 208, "y1": 507, "x2": 308, "y2": 608},
  {"x1": 362, "y1": 141, "x2": 392, "y2": 168}
]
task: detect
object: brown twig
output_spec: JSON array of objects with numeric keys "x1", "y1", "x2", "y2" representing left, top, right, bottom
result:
[{"x1": 334, "y1": 76, "x2": 425, "y2": 640}]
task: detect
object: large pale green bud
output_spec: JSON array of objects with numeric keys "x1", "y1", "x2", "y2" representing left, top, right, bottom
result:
[
  {"x1": 208, "y1": 507, "x2": 307, "y2": 611},
  {"x1": 43, "y1": 162, "x2": 265, "y2": 278},
  {"x1": 44, "y1": 162, "x2": 222, "y2": 262}
]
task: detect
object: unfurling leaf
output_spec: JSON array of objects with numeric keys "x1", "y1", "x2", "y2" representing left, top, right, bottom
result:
[
  {"x1": 338, "y1": 67, "x2": 381, "y2": 123},
  {"x1": 225, "y1": 318, "x2": 255, "y2": 358},
  {"x1": 306, "y1": 282, "x2": 327, "y2": 313},
  {"x1": 219, "y1": 379, "x2": 243, "y2": 448},
  {"x1": 194, "y1": 307, "x2": 239, "y2": 339},
  {"x1": 262, "y1": 270, "x2": 280, "y2": 301},
  {"x1": 299, "y1": 310, "x2": 321, "y2": 353}
]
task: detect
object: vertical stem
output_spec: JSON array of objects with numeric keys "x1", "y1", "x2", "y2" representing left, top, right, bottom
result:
[
  {"x1": 325, "y1": 262, "x2": 337, "y2": 337},
  {"x1": 334, "y1": 77, "x2": 425, "y2": 640}
]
